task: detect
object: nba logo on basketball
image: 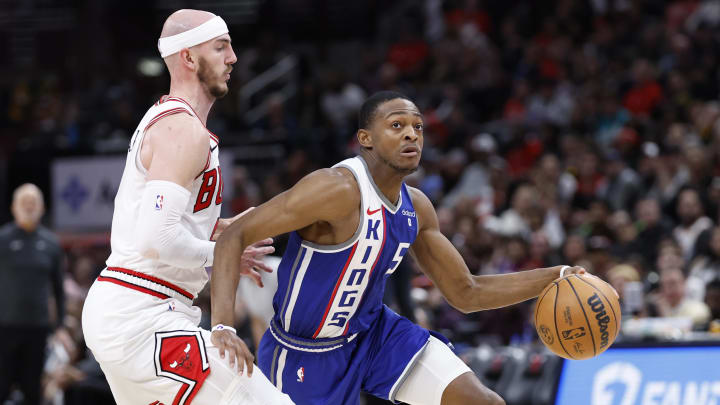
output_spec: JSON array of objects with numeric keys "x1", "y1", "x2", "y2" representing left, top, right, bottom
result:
[
  {"x1": 297, "y1": 367, "x2": 304, "y2": 382},
  {"x1": 155, "y1": 195, "x2": 163, "y2": 210}
]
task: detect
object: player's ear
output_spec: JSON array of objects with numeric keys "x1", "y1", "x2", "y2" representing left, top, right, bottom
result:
[
  {"x1": 357, "y1": 129, "x2": 373, "y2": 149},
  {"x1": 179, "y1": 48, "x2": 196, "y2": 70}
]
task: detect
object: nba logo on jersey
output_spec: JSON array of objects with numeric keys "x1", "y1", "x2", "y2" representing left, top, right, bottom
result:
[
  {"x1": 296, "y1": 367, "x2": 304, "y2": 382},
  {"x1": 155, "y1": 195, "x2": 164, "y2": 210}
]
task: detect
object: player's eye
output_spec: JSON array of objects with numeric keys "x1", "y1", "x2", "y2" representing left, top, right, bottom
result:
[
  {"x1": 391, "y1": 122, "x2": 401, "y2": 129},
  {"x1": 415, "y1": 123, "x2": 423, "y2": 131}
]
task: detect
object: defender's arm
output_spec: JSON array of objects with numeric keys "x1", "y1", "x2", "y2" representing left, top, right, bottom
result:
[{"x1": 135, "y1": 113, "x2": 216, "y2": 268}]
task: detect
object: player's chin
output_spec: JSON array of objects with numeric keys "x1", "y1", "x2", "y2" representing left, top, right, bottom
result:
[
  {"x1": 393, "y1": 159, "x2": 420, "y2": 174},
  {"x1": 211, "y1": 83, "x2": 230, "y2": 99}
]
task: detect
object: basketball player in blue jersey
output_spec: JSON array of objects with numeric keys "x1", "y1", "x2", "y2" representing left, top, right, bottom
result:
[{"x1": 212, "y1": 91, "x2": 586, "y2": 405}]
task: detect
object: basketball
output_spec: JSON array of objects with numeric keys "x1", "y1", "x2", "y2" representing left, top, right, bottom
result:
[{"x1": 534, "y1": 273, "x2": 621, "y2": 360}]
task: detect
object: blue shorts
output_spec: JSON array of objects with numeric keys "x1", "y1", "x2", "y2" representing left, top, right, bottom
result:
[{"x1": 258, "y1": 305, "x2": 431, "y2": 405}]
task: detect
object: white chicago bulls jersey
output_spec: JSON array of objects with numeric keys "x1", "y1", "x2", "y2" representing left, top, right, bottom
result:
[{"x1": 106, "y1": 95, "x2": 223, "y2": 298}]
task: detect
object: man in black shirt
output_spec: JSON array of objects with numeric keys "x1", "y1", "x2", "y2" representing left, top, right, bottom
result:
[{"x1": 0, "y1": 183, "x2": 65, "y2": 405}]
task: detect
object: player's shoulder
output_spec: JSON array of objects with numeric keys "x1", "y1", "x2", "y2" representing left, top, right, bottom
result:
[
  {"x1": 289, "y1": 167, "x2": 361, "y2": 210},
  {"x1": 304, "y1": 167, "x2": 360, "y2": 194},
  {"x1": 406, "y1": 186, "x2": 433, "y2": 212},
  {"x1": 145, "y1": 110, "x2": 207, "y2": 148},
  {"x1": 406, "y1": 186, "x2": 437, "y2": 229}
]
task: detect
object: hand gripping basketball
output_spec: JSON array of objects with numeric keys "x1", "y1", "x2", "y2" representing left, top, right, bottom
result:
[
  {"x1": 210, "y1": 327, "x2": 254, "y2": 376},
  {"x1": 558, "y1": 266, "x2": 620, "y2": 299},
  {"x1": 557, "y1": 265, "x2": 585, "y2": 279},
  {"x1": 535, "y1": 271, "x2": 622, "y2": 360}
]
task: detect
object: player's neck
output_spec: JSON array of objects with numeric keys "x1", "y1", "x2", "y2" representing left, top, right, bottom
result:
[
  {"x1": 168, "y1": 82, "x2": 214, "y2": 125},
  {"x1": 360, "y1": 153, "x2": 404, "y2": 206}
]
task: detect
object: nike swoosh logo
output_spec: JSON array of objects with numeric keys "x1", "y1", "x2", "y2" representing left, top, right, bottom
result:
[
  {"x1": 367, "y1": 207, "x2": 382, "y2": 215},
  {"x1": 210, "y1": 144, "x2": 218, "y2": 152}
]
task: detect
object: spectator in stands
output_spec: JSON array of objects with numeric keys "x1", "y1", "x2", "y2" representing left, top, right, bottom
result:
[
  {"x1": 687, "y1": 226, "x2": 720, "y2": 301},
  {"x1": 527, "y1": 78, "x2": 575, "y2": 127},
  {"x1": 320, "y1": 69, "x2": 366, "y2": 131},
  {"x1": 560, "y1": 234, "x2": 587, "y2": 267},
  {"x1": 634, "y1": 197, "x2": 672, "y2": 267},
  {"x1": 673, "y1": 187, "x2": 713, "y2": 261},
  {"x1": 442, "y1": 133, "x2": 495, "y2": 211},
  {"x1": 649, "y1": 268, "x2": 711, "y2": 329},
  {"x1": 606, "y1": 264, "x2": 645, "y2": 316},
  {"x1": 608, "y1": 210, "x2": 639, "y2": 260},
  {"x1": 531, "y1": 153, "x2": 577, "y2": 207},
  {"x1": 623, "y1": 59, "x2": 663, "y2": 117},
  {"x1": 601, "y1": 151, "x2": 642, "y2": 212},
  {"x1": 0, "y1": 184, "x2": 65, "y2": 405},
  {"x1": 485, "y1": 181, "x2": 563, "y2": 246}
]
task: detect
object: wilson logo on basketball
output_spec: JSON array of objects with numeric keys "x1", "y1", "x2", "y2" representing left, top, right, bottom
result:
[{"x1": 587, "y1": 293, "x2": 611, "y2": 348}]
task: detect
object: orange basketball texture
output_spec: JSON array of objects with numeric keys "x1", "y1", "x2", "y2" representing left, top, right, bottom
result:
[{"x1": 534, "y1": 274, "x2": 621, "y2": 360}]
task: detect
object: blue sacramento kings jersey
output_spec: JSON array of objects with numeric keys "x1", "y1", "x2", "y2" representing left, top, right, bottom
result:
[{"x1": 272, "y1": 156, "x2": 418, "y2": 339}]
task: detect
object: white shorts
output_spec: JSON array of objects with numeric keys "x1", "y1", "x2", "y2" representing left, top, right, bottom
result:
[
  {"x1": 394, "y1": 335, "x2": 473, "y2": 405},
  {"x1": 82, "y1": 279, "x2": 294, "y2": 405}
]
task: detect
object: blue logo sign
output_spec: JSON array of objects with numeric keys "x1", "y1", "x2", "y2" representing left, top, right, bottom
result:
[{"x1": 60, "y1": 176, "x2": 89, "y2": 213}]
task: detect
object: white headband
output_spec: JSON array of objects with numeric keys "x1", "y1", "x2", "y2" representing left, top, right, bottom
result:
[{"x1": 157, "y1": 16, "x2": 229, "y2": 58}]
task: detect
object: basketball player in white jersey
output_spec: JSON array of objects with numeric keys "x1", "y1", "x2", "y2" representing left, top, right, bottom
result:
[
  {"x1": 81, "y1": 9, "x2": 294, "y2": 405},
  {"x1": 211, "y1": 92, "x2": 591, "y2": 405}
]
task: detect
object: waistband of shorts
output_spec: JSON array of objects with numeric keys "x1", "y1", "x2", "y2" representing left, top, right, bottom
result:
[
  {"x1": 97, "y1": 267, "x2": 194, "y2": 307},
  {"x1": 269, "y1": 319, "x2": 358, "y2": 353}
]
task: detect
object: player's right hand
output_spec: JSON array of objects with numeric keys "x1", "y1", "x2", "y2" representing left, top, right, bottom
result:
[
  {"x1": 211, "y1": 330, "x2": 254, "y2": 376},
  {"x1": 239, "y1": 238, "x2": 275, "y2": 287}
]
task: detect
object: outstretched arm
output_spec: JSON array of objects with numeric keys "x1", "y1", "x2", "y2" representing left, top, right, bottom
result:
[
  {"x1": 211, "y1": 168, "x2": 359, "y2": 373},
  {"x1": 408, "y1": 187, "x2": 582, "y2": 314}
]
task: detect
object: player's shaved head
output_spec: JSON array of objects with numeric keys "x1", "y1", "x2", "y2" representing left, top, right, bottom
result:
[
  {"x1": 160, "y1": 9, "x2": 216, "y2": 38},
  {"x1": 158, "y1": 9, "x2": 235, "y2": 99},
  {"x1": 160, "y1": 9, "x2": 217, "y2": 72}
]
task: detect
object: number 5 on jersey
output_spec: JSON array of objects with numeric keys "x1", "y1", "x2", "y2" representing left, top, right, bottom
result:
[{"x1": 385, "y1": 243, "x2": 410, "y2": 276}]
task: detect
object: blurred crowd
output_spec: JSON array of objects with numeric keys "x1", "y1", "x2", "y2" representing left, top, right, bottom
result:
[{"x1": 3, "y1": 0, "x2": 720, "y2": 403}]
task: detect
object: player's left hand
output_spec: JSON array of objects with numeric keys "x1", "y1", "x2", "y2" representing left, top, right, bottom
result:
[
  {"x1": 239, "y1": 238, "x2": 275, "y2": 287},
  {"x1": 211, "y1": 330, "x2": 254, "y2": 376}
]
